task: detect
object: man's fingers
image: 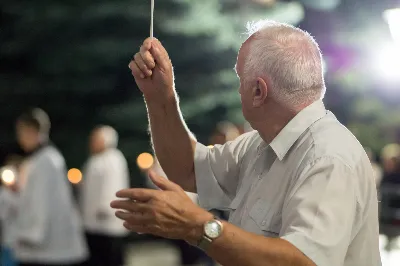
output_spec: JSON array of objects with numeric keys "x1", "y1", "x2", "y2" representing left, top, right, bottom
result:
[
  {"x1": 148, "y1": 170, "x2": 182, "y2": 192},
  {"x1": 123, "y1": 221, "x2": 163, "y2": 237},
  {"x1": 134, "y1": 53, "x2": 152, "y2": 77},
  {"x1": 141, "y1": 51, "x2": 156, "y2": 70},
  {"x1": 142, "y1": 37, "x2": 153, "y2": 51},
  {"x1": 116, "y1": 188, "x2": 158, "y2": 202},
  {"x1": 152, "y1": 39, "x2": 169, "y2": 57},
  {"x1": 140, "y1": 47, "x2": 156, "y2": 70},
  {"x1": 115, "y1": 211, "x2": 153, "y2": 226},
  {"x1": 124, "y1": 222, "x2": 144, "y2": 232},
  {"x1": 130, "y1": 38, "x2": 169, "y2": 74},
  {"x1": 110, "y1": 200, "x2": 149, "y2": 213},
  {"x1": 129, "y1": 61, "x2": 145, "y2": 79},
  {"x1": 123, "y1": 222, "x2": 152, "y2": 235},
  {"x1": 150, "y1": 41, "x2": 170, "y2": 70},
  {"x1": 115, "y1": 210, "x2": 149, "y2": 221}
]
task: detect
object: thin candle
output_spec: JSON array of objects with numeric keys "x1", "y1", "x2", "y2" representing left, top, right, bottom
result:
[{"x1": 150, "y1": 0, "x2": 154, "y2": 38}]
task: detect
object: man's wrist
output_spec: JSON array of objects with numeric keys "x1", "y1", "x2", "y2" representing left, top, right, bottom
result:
[
  {"x1": 144, "y1": 89, "x2": 177, "y2": 106},
  {"x1": 145, "y1": 93, "x2": 180, "y2": 119},
  {"x1": 185, "y1": 210, "x2": 214, "y2": 246}
]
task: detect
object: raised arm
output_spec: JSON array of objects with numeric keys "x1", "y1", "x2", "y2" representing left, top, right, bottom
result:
[{"x1": 129, "y1": 38, "x2": 197, "y2": 192}]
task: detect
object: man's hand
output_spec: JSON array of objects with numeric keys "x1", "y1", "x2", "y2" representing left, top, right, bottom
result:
[
  {"x1": 129, "y1": 38, "x2": 175, "y2": 103},
  {"x1": 110, "y1": 171, "x2": 212, "y2": 243}
]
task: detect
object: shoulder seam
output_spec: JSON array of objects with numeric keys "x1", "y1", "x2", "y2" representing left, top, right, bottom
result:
[{"x1": 308, "y1": 155, "x2": 354, "y2": 172}]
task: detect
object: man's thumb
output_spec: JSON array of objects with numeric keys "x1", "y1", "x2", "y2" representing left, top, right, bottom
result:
[{"x1": 148, "y1": 170, "x2": 181, "y2": 192}]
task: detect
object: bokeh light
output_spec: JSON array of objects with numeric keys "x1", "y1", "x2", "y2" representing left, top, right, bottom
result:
[
  {"x1": 68, "y1": 168, "x2": 82, "y2": 184},
  {"x1": 374, "y1": 43, "x2": 400, "y2": 82},
  {"x1": 1, "y1": 168, "x2": 16, "y2": 186},
  {"x1": 137, "y1": 152, "x2": 154, "y2": 170},
  {"x1": 384, "y1": 8, "x2": 400, "y2": 43}
]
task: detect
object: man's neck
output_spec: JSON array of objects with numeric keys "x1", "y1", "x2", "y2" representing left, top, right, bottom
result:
[
  {"x1": 253, "y1": 118, "x2": 291, "y2": 144},
  {"x1": 92, "y1": 147, "x2": 108, "y2": 156},
  {"x1": 251, "y1": 105, "x2": 299, "y2": 144},
  {"x1": 27, "y1": 140, "x2": 47, "y2": 155},
  {"x1": 252, "y1": 101, "x2": 314, "y2": 144}
]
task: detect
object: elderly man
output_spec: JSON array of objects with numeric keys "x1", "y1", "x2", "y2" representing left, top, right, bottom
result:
[
  {"x1": 111, "y1": 21, "x2": 381, "y2": 266},
  {"x1": 80, "y1": 126, "x2": 130, "y2": 266}
]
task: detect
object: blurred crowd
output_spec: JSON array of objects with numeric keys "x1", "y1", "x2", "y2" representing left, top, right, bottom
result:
[
  {"x1": 375, "y1": 144, "x2": 400, "y2": 252},
  {"x1": 1, "y1": 108, "x2": 400, "y2": 266}
]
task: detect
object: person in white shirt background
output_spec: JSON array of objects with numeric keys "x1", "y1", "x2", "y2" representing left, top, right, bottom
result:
[
  {"x1": 15, "y1": 108, "x2": 88, "y2": 266},
  {"x1": 80, "y1": 125, "x2": 130, "y2": 266}
]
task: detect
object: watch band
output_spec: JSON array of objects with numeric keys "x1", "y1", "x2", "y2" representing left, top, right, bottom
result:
[
  {"x1": 196, "y1": 216, "x2": 223, "y2": 251},
  {"x1": 197, "y1": 234, "x2": 213, "y2": 251}
]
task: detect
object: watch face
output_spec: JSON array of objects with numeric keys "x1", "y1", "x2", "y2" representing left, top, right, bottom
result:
[{"x1": 204, "y1": 220, "x2": 222, "y2": 239}]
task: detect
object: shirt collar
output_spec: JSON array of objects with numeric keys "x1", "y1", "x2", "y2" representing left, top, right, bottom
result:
[{"x1": 265, "y1": 100, "x2": 327, "y2": 161}]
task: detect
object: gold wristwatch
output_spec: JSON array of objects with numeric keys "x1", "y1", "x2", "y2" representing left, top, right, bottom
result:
[{"x1": 196, "y1": 217, "x2": 224, "y2": 251}]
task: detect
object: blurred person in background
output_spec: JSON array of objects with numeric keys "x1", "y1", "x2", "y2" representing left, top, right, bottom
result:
[
  {"x1": 113, "y1": 20, "x2": 381, "y2": 266},
  {"x1": 209, "y1": 121, "x2": 241, "y2": 145},
  {"x1": 381, "y1": 143, "x2": 400, "y2": 175},
  {"x1": 80, "y1": 126, "x2": 129, "y2": 266},
  {"x1": 15, "y1": 108, "x2": 88, "y2": 266},
  {"x1": 242, "y1": 121, "x2": 253, "y2": 133},
  {"x1": 0, "y1": 155, "x2": 24, "y2": 266},
  {"x1": 364, "y1": 147, "x2": 383, "y2": 187},
  {"x1": 379, "y1": 145, "x2": 400, "y2": 252}
]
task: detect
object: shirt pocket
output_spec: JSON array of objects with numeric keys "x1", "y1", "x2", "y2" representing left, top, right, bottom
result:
[
  {"x1": 249, "y1": 198, "x2": 281, "y2": 237},
  {"x1": 225, "y1": 191, "x2": 246, "y2": 225}
]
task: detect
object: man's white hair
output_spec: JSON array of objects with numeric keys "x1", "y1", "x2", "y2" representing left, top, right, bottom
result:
[
  {"x1": 98, "y1": 125, "x2": 119, "y2": 149},
  {"x1": 243, "y1": 20, "x2": 326, "y2": 106}
]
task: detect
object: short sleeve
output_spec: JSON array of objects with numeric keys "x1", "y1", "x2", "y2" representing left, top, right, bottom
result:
[
  {"x1": 280, "y1": 157, "x2": 358, "y2": 266},
  {"x1": 194, "y1": 131, "x2": 257, "y2": 210}
]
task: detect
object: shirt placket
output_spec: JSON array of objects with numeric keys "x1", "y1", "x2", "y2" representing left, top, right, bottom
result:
[{"x1": 241, "y1": 146, "x2": 270, "y2": 224}]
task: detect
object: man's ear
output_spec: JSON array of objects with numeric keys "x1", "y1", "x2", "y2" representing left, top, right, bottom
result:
[{"x1": 253, "y1": 77, "x2": 268, "y2": 107}]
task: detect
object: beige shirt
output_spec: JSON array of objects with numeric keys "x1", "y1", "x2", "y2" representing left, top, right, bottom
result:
[{"x1": 194, "y1": 100, "x2": 381, "y2": 266}]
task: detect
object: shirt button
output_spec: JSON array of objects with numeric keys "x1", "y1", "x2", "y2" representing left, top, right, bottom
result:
[{"x1": 262, "y1": 221, "x2": 266, "y2": 226}]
